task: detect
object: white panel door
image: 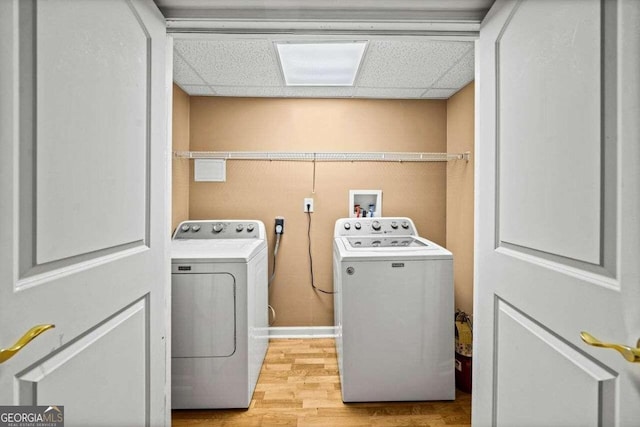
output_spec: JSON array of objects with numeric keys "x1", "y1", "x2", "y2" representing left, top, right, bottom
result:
[
  {"x1": 474, "y1": 0, "x2": 640, "y2": 426},
  {"x1": 0, "y1": 1, "x2": 169, "y2": 426}
]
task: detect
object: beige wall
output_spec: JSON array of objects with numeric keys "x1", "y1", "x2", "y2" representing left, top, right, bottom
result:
[
  {"x1": 446, "y1": 82, "x2": 475, "y2": 315},
  {"x1": 172, "y1": 84, "x2": 190, "y2": 232},
  {"x1": 188, "y1": 97, "x2": 447, "y2": 326}
]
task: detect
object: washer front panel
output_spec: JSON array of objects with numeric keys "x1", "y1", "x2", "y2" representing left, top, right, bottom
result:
[{"x1": 340, "y1": 258, "x2": 454, "y2": 401}]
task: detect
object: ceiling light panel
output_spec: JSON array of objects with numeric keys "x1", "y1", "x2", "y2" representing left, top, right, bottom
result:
[
  {"x1": 276, "y1": 42, "x2": 367, "y2": 86},
  {"x1": 358, "y1": 40, "x2": 472, "y2": 88}
]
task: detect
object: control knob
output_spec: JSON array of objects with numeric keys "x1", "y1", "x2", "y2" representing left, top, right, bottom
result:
[
  {"x1": 343, "y1": 223, "x2": 351, "y2": 230},
  {"x1": 401, "y1": 221, "x2": 410, "y2": 229},
  {"x1": 212, "y1": 223, "x2": 224, "y2": 233},
  {"x1": 191, "y1": 225, "x2": 201, "y2": 232},
  {"x1": 236, "y1": 224, "x2": 244, "y2": 232},
  {"x1": 372, "y1": 220, "x2": 381, "y2": 231},
  {"x1": 391, "y1": 221, "x2": 398, "y2": 229},
  {"x1": 354, "y1": 222, "x2": 361, "y2": 230},
  {"x1": 180, "y1": 224, "x2": 190, "y2": 232},
  {"x1": 246, "y1": 224, "x2": 255, "y2": 232}
]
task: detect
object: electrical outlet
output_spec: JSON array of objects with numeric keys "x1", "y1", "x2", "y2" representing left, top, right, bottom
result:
[
  {"x1": 275, "y1": 217, "x2": 285, "y2": 234},
  {"x1": 304, "y1": 198, "x2": 314, "y2": 213}
]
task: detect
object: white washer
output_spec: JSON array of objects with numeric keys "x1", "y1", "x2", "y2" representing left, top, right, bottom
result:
[
  {"x1": 333, "y1": 217, "x2": 454, "y2": 402},
  {"x1": 171, "y1": 220, "x2": 268, "y2": 409}
]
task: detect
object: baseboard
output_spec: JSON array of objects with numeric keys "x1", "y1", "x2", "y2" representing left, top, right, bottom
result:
[{"x1": 268, "y1": 326, "x2": 336, "y2": 339}]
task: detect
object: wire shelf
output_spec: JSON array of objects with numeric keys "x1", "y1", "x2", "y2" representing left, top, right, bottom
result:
[{"x1": 173, "y1": 151, "x2": 470, "y2": 162}]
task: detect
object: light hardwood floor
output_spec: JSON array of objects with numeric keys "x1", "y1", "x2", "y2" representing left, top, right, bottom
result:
[{"x1": 172, "y1": 338, "x2": 471, "y2": 426}]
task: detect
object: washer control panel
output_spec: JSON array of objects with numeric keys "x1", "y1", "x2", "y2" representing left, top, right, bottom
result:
[
  {"x1": 173, "y1": 220, "x2": 264, "y2": 239},
  {"x1": 334, "y1": 217, "x2": 417, "y2": 237}
]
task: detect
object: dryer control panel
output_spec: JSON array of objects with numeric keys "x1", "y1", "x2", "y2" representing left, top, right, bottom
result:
[
  {"x1": 173, "y1": 220, "x2": 265, "y2": 240},
  {"x1": 334, "y1": 217, "x2": 417, "y2": 237}
]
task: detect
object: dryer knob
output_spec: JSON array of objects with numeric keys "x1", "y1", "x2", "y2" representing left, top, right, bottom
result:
[
  {"x1": 236, "y1": 224, "x2": 244, "y2": 232},
  {"x1": 212, "y1": 223, "x2": 223, "y2": 233},
  {"x1": 391, "y1": 221, "x2": 398, "y2": 229},
  {"x1": 401, "y1": 221, "x2": 410, "y2": 229},
  {"x1": 343, "y1": 223, "x2": 351, "y2": 230},
  {"x1": 372, "y1": 220, "x2": 381, "y2": 231},
  {"x1": 191, "y1": 225, "x2": 201, "y2": 232},
  {"x1": 246, "y1": 224, "x2": 255, "y2": 232},
  {"x1": 180, "y1": 224, "x2": 190, "y2": 232},
  {"x1": 354, "y1": 222, "x2": 361, "y2": 230}
]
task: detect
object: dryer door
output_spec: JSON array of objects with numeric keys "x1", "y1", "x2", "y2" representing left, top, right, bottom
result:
[{"x1": 172, "y1": 273, "x2": 236, "y2": 358}]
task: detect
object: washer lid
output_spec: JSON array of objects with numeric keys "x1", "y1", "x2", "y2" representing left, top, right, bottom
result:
[{"x1": 171, "y1": 238, "x2": 265, "y2": 262}]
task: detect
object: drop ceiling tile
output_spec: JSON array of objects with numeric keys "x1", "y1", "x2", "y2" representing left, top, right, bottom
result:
[
  {"x1": 354, "y1": 87, "x2": 426, "y2": 98},
  {"x1": 181, "y1": 85, "x2": 216, "y2": 96},
  {"x1": 174, "y1": 52, "x2": 206, "y2": 85},
  {"x1": 432, "y1": 49, "x2": 475, "y2": 89},
  {"x1": 358, "y1": 40, "x2": 472, "y2": 88},
  {"x1": 175, "y1": 39, "x2": 282, "y2": 86},
  {"x1": 422, "y1": 88, "x2": 458, "y2": 99}
]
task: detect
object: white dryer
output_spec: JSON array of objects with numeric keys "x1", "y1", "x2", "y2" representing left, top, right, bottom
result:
[
  {"x1": 171, "y1": 220, "x2": 268, "y2": 409},
  {"x1": 333, "y1": 217, "x2": 454, "y2": 402}
]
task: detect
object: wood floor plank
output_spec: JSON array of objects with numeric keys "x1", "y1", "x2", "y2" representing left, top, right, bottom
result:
[
  {"x1": 297, "y1": 415, "x2": 371, "y2": 426},
  {"x1": 172, "y1": 338, "x2": 471, "y2": 426},
  {"x1": 369, "y1": 415, "x2": 444, "y2": 426}
]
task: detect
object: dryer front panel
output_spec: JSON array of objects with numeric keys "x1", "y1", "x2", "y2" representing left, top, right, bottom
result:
[{"x1": 172, "y1": 272, "x2": 236, "y2": 358}]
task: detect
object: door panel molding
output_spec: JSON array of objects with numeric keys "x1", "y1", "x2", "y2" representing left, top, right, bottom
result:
[
  {"x1": 15, "y1": 0, "x2": 154, "y2": 277},
  {"x1": 495, "y1": 246, "x2": 619, "y2": 291},
  {"x1": 494, "y1": 0, "x2": 617, "y2": 278},
  {"x1": 493, "y1": 298, "x2": 617, "y2": 426},
  {"x1": 16, "y1": 297, "x2": 149, "y2": 423},
  {"x1": 497, "y1": 242, "x2": 617, "y2": 283},
  {"x1": 16, "y1": 243, "x2": 148, "y2": 291}
]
